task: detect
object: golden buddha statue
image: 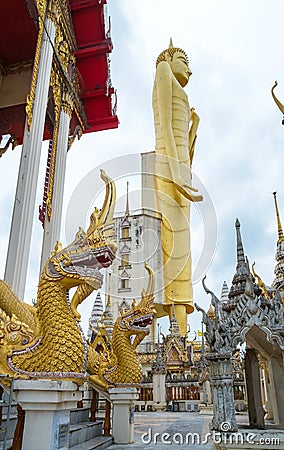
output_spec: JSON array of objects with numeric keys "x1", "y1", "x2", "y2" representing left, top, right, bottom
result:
[{"x1": 153, "y1": 40, "x2": 202, "y2": 335}]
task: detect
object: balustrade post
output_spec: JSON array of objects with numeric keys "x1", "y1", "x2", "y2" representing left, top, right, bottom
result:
[
  {"x1": 103, "y1": 400, "x2": 111, "y2": 436},
  {"x1": 90, "y1": 389, "x2": 97, "y2": 422},
  {"x1": 12, "y1": 404, "x2": 25, "y2": 450}
]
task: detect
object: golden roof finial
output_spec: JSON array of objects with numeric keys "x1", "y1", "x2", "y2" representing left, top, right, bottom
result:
[
  {"x1": 169, "y1": 291, "x2": 179, "y2": 334},
  {"x1": 125, "y1": 181, "x2": 130, "y2": 217},
  {"x1": 106, "y1": 271, "x2": 111, "y2": 308},
  {"x1": 52, "y1": 240, "x2": 63, "y2": 256},
  {"x1": 171, "y1": 291, "x2": 175, "y2": 320},
  {"x1": 207, "y1": 304, "x2": 215, "y2": 319},
  {"x1": 273, "y1": 192, "x2": 284, "y2": 243},
  {"x1": 252, "y1": 262, "x2": 270, "y2": 300},
  {"x1": 169, "y1": 37, "x2": 173, "y2": 48}
]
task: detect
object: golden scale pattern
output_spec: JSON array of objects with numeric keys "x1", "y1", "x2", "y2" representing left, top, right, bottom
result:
[
  {"x1": 11, "y1": 277, "x2": 85, "y2": 375},
  {"x1": 104, "y1": 322, "x2": 143, "y2": 385}
]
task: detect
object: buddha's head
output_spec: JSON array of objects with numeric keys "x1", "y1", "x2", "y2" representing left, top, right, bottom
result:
[{"x1": 156, "y1": 39, "x2": 192, "y2": 87}]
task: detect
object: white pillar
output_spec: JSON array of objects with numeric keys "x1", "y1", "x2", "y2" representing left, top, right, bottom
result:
[
  {"x1": 13, "y1": 380, "x2": 82, "y2": 450},
  {"x1": 264, "y1": 363, "x2": 274, "y2": 420},
  {"x1": 4, "y1": 17, "x2": 56, "y2": 299},
  {"x1": 40, "y1": 107, "x2": 71, "y2": 269},
  {"x1": 267, "y1": 356, "x2": 284, "y2": 425},
  {"x1": 152, "y1": 373, "x2": 166, "y2": 410},
  {"x1": 109, "y1": 387, "x2": 138, "y2": 444},
  {"x1": 204, "y1": 379, "x2": 212, "y2": 403}
]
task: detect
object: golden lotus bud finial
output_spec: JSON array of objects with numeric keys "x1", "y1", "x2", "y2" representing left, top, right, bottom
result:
[
  {"x1": 156, "y1": 38, "x2": 189, "y2": 67},
  {"x1": 52, "y1": 240, "x2": 63, "y2": 256}
]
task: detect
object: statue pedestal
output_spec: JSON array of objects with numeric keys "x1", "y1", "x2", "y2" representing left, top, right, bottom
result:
[
  {"x1": 109, "y1": 387, "x2": 139, "y2": 444},
  {"x1": 13, "y1": 379, "x2": 82, "y2": 450}
]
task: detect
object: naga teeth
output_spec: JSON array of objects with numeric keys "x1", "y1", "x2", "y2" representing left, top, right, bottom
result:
[{"x1": 72, "y1": 266, "x2": 103, "y2": 280}]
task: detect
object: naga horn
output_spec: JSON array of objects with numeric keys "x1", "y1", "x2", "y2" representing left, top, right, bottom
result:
[{"x1": 87, "y1": 169, "x2": 116, "y2": 239}]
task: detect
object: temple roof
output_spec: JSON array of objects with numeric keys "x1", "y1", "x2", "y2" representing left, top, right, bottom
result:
[
  {"x1": 0, "y1": 0, "x2": 118, "y2": 144},
  {"x1": 0, "y1": 0, "x2": 38, "y2": 65}
]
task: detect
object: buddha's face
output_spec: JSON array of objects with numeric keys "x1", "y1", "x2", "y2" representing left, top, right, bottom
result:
[{"x1": 171, "y1": 52, "x2": 192, "y2": 87}]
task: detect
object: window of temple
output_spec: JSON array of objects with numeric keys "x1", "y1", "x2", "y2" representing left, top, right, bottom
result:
[
  {"x1": 184, "y1": 386, "x2": 200, "y2": 400},
  {"x1": 146, "y1": 342, "x2": 152, "y2": 352},
  {"x1": 139, "y1": 387, "x2": 153, "y2": 402},
  {"x1": 233, "y1": 384, "x2": 245, "y2": 400},
  {"x1": 121, "y1": 254, "x2": 129, "y2": 266},
  {"x1": 122, "y1": 227, "x2": 129, "y2": 239},
  {"x1": 121, "y1": 278, "x2": 129, "y2": 289},
  {"x1": 119, "y1": 269, "x2": 130, "y2": 291}
]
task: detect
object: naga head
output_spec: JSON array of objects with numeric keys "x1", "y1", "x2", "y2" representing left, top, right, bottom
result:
[
  {"x1": 0, "y1": 310, "x2": 36, "y2": 379},
  {"x1": 43, "y1": 170, "x2": 117, "y2": 290},
  {"x1": 116, "y1": 263, "x2": 156, "y2": 348}
]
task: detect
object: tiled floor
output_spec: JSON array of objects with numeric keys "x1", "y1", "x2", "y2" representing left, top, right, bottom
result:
[{"x1": 108, "y1": 411, "x2": 249, "y2": 449}]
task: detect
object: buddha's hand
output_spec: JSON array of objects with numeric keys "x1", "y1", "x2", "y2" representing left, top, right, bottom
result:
[
  {"x1": 190, "y1": 108, "x2": 199, "y2": 123},
  {"x1": 174, "y1": 177, "x2": 203, "y2": 202}
]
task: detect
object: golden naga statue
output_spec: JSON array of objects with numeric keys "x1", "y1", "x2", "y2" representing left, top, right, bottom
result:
[
  {"x1": 88, "y1": 263, "x2": 155, "y2": 388},
  {"x1": 0, "y1": 171, "x2": 155, "y2": 391},
  {"x1": 153, "y1": 39, "x2": 203, "y2": 335}
]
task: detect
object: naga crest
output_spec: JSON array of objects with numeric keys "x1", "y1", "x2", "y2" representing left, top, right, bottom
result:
[
  {"x1": 44, "y1": 169, "x2": 117, "y2": 290},
  {"x1": 43, "y1": 169, "x2": 117, "y2": 320},
  {"x1": 116, "y1": 263, "x2": 156, "y2": 348}
]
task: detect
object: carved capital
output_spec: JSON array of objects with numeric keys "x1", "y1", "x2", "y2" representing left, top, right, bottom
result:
[
  {"x1": 68, "y1": 125, "x2": 83, "y2": 151},
  {"x1": 35, "y1": 0, "x2": 48, "y2": 18},
  {"x1": 62, "y1": 90, "x2": 74, "y2": 118}
]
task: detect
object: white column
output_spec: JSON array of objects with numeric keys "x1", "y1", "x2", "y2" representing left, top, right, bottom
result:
[
  {"x1": 40, "y1": 107, "x2": 71, "y2": 269},
  {"x1": 264, "y1": 364, "x2": 274, "y2": 420},
  {"x1": 204, "y1": 379, "x2": 212, "y2": 403},
  {"x1": 152, "y1": 373, "x2": 166, "y2": 411},
  {"x1": 4, "y1": 17, "x2": 56, "y2": 299},
  {"x1": 267, "y1": 356, "x2": 284, "y2": 425},
  {"x1": 13, "y1": 380, "x2": 82, "y2": 450},
  {"x1": 109, "y1": 388, "x2": 139, "y2": 444}
]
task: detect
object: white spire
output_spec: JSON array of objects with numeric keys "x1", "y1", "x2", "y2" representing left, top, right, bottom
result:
[
  {"x1": 220, "y1": 281, "x2": 229, "y2": 302},
  {"x1": 102, "y1": 271, "x2": 114, "y2": 337},
  {"x1": 87, "y1": 291, "x2": 104, "y2": 339}
]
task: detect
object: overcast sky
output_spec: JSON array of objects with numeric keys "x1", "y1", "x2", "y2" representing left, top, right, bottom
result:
[{"x1": 1, "y1": 0, "x2": 284, "y2": 336}]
